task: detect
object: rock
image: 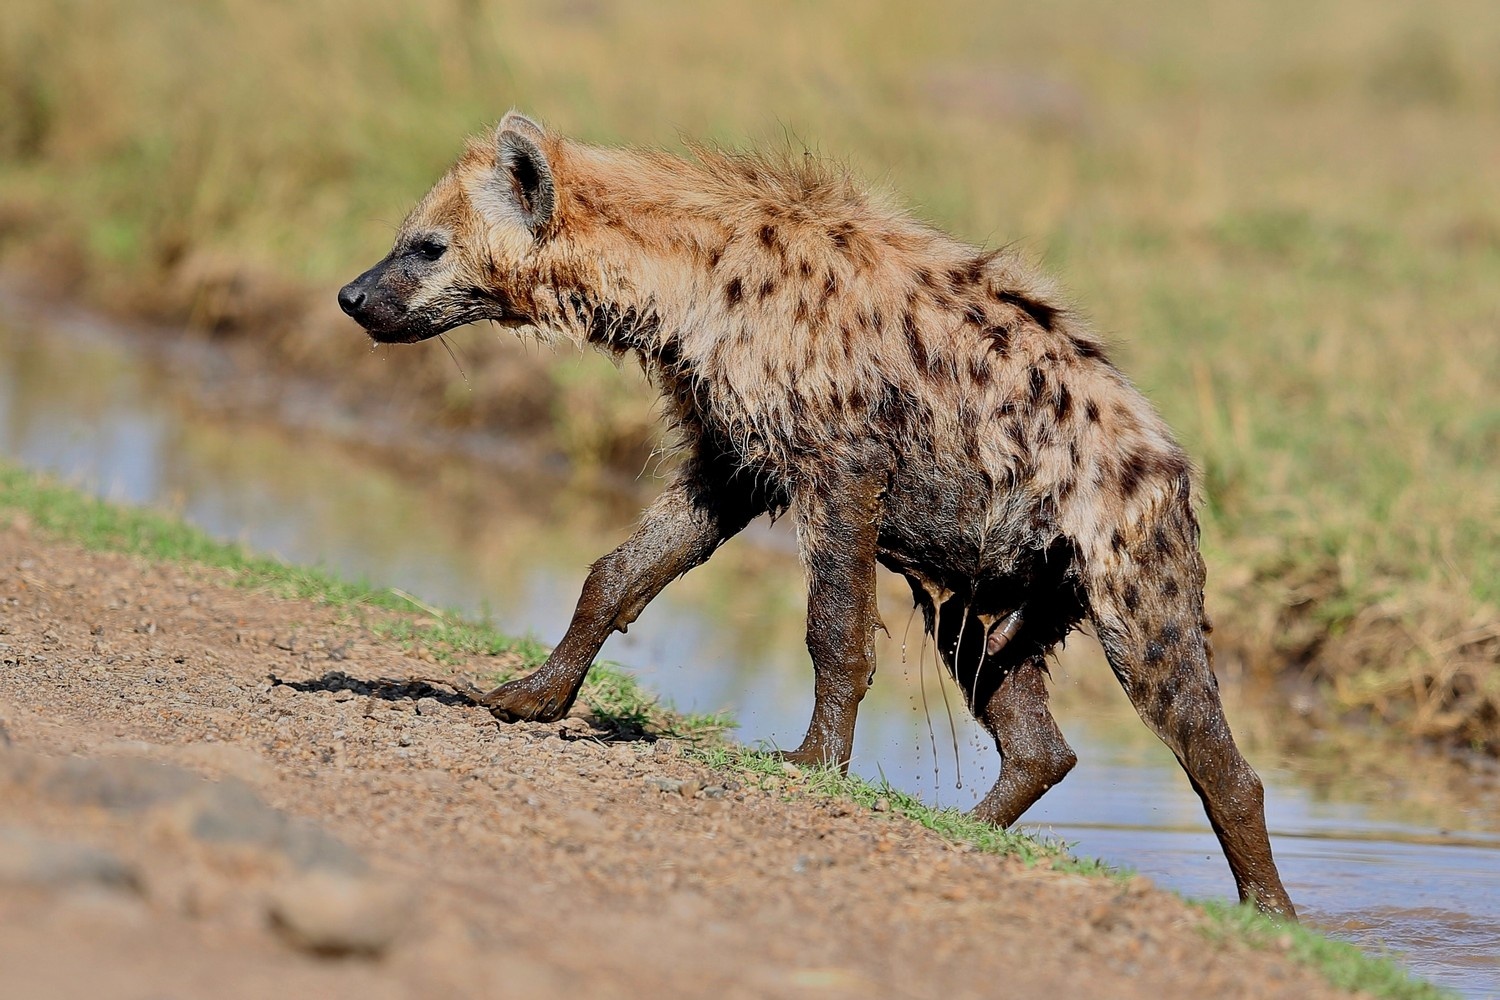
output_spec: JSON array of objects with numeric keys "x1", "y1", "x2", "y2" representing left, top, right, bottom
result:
[
  {"x1": 644, "y1": 776, "x2": 682, "y2": 794},
  {"x1": 415, "y1": 697, "x2": 442, "y2": 717},
  {"x1": 678, "y1": 779, "x2": 703, "y2": 799},
  {"x1": 42, "y1": 756, "x2": 201, "y2": 812},
  {"x1": 872, "y1": 797, "x2": 890, "y2": 813},
  {"x1": 267, "y1": 871, "x2": 413, "y2": 957},
  {"x1": 0, "y1": 828, "x2": 140, "y2": 892},
  {"x1": 179, "y1": 780, "x2": 367, "y2": 875}
]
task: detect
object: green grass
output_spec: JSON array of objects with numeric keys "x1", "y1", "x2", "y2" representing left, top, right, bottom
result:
[
  {"x1": 0, "y1": 462, "x2": 1448, "y2": 998},
  {"x1": 687, "y1": 743, "x2": 1111, "y2": 873},
  {"x1": 1198, "y1": 901, "x2": 1456, "y2": 1000}
]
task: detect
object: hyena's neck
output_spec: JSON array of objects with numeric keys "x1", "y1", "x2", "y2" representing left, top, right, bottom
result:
[{"x1": 532, "y1": 148, "x2": 739, "y2": 373}]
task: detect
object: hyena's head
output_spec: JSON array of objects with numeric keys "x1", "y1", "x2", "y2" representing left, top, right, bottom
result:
[{"x1": 338, "y1": 111, "x2": 561, "y2": 344}]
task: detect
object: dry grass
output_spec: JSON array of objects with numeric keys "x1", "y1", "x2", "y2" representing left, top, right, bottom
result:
[{"x1": 0, "y1": 0, "x2": 1496, "y2": 751}]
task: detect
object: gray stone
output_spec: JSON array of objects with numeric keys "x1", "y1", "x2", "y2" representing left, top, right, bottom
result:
[
  {"x1": 414, "y1": 697, "x2": 443, "y2": 717},
  {"x1": 43, "y1": 756, "x2": 201, "y2": 812},
  {"x1": 267, "y1": 871, "x2": 412, "y2": 957},
  {"x1": 183, "y1": 780, "x2": 367, "y2": 875},
  {"x1": 0, "y1": 828, "x2": 140, "y2": 892}
]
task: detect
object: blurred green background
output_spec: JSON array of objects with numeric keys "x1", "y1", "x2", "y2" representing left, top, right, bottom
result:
[{"x1": 1, "y1": 0, "x2": 1496, "y2": 749}]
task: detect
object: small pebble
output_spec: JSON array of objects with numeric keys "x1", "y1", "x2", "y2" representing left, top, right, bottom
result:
[
  {"x1": 267, "y1": 871, "x2": 412, "y2": 957},
  {"x1": 415, "y1": 697, "x2": 443, "y2": 717}
]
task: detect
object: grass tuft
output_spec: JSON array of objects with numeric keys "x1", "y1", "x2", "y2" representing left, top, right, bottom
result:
[{"x1": 1198, "y1": 901, "x2": 1457, "y2": 1000}]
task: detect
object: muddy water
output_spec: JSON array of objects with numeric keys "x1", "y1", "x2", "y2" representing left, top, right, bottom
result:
[{"x1": 1, "y1": 307, "x2": 1496, "y2": 997}]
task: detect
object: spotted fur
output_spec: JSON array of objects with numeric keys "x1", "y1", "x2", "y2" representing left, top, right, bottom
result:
[{"x1": 338, "y1": 113, "x2": 1296, "y2": 918}]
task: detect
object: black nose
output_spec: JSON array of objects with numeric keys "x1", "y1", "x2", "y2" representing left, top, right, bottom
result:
[{"x1": 337, "y1": 282, "x2": 366, "y2": 318}]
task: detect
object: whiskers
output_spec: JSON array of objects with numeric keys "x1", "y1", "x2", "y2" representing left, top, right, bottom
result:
[{"x1": 437, "y1": 333, "x2": 471, "y2": 389}]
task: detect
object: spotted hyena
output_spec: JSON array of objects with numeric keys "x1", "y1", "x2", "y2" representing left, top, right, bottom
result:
[{"x1": 338, "y1": 112, "x2": 1295, "y2": 917}]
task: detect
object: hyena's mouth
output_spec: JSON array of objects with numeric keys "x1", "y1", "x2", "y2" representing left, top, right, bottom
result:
[{"x1": 361, "y1": 301, "x2": 503, "y2": 345}]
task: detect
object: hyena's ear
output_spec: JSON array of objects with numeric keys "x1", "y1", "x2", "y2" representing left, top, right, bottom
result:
[{"x1": 495, "y1": 118, "x2": 555, "y2": 235}]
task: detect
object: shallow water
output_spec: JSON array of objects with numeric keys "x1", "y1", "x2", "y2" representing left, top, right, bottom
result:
[{"x1": 1, "y1": 306, "x2": 1496, "y2": 996}]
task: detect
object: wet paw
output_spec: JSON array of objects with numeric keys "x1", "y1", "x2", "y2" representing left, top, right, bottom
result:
[
  {"x1": 774, "y1": 744, "x2": 850, "y2": 771},
  {"x1": 478, "y1": 675, "x2": 572, "y2": 723}
]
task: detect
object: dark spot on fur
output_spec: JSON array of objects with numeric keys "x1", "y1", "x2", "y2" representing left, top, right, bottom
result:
[
  {"x1": 1028, "y1": 366, "x2": 1047, "y2": 405},
  {"x1": 903, "y1": 312, "x2": 928, "y2": 371},
  {"x1": 1068, "y1": 441, "x2": 1081, "y2": 468},
  {"x1": 964, "y1": 304, "x2": 986, "y2": 327},
  {"x1": 759, "y1": 224, "x2": 780, "y2": 251},
  {"x1": 798, "y1": 258, "x2": 813, "y2": 278},
  {"x1": 916, "y1": 267, "x2": 936, "y2": 288},
  {"x1": 758, "y1": 277, "x2": 777, "y2": 300},
  {"x1": 840, "y1": 323, "x2": 854, "y2": 356},
  {"x1": 995, "y1": 290, "x2": 1058, "y2": 331},
  {"x1": 1123, "y1": 583, "x2": 1141, "y2": 612},
  {"x1": 829, "y1": 222, "x2": 853, "y2": 250},
  {"x1": 1084, "y1": 399, "x2": 1101, "y2": 424},
  {"x1": 1153, "y1": 525, "x2": 1172, "y2": 556},
  {"x1": 1162, "y1": 577, "x2": 1180, "y2": 599},
  {"x1": 1071, "y1": 335, "x2": 1107, "y2": 361},
  {"x1": 706, "y1": 246, "x2": 723, "y2": 270},
  {"x1": 1144, "y1": 641, "x2": 1166, "y2": 665},
  {"x1": 984, "y1": 324, "x2": 1010, "y2": 356},
  {"x1": 1160, "y1": 621, "x2": 1182, "y2": 646},
  {"x1": 1119, "y1": 452, "x2": 1154, "y2": 498},
  {"x1": 724, "y1": 277, "x2": 743, "y2": 307},
  {"x1": 823, "y1": 271, "x2": 839, "y2": 300},
  {"x1": 1111, "y1": 529, "x2": 1127, "y2": 552},
  {"x1": 968, "y1": 354, "x2": 990, "y2": 384},
  {"x1": 1054, "y1": 384, "x2": 1072, "y2": 421},
  {"x1": 794, "y1": 297, "x2": 809, "y2": 325},
  {"x1": 1058, "y1": 477, "x2": 1075, "y2": 500}
]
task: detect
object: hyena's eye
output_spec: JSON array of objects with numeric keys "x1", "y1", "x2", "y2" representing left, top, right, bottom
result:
[{"x1": 412, "y1": 238, "x2": 448, "y2": 262}]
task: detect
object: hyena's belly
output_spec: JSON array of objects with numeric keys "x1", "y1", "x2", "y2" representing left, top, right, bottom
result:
[{"x1": 876, "y1": 461, "x2": 1088, "y2": 645}]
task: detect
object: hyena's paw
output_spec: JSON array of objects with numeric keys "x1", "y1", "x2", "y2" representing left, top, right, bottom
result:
[
  {"x1": 774, "y1": 741, "x2": 852, "y2": 773},
  {"x1": 478, "y1": 673, "x2": 575, "y2": 723}
]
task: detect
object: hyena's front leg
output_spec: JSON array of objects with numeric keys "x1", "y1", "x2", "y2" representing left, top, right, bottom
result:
[
  {"x1": 782, "y1": 467, "x2": 886, "y2": 770},
  {"x1": 481, "y1": 457, "x2": 766, "y2": 722}
]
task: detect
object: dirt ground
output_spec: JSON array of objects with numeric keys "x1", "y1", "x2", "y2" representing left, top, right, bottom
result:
[{"x1": 0, "y1": 523, "x2": 1371, "y2": 1000}]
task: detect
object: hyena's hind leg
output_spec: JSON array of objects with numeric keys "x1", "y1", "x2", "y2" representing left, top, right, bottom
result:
[
  {"x1": 930, "y1": 594, "x2": 1077, "y2": 827},
  {"x1": 1086, "y1": 501, "x2": 1297, "y2": 919}
]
